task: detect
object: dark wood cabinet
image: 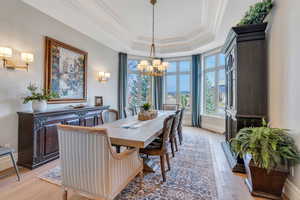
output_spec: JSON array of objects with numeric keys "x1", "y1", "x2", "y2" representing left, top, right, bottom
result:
[
  {"x1": 221, "y1": 23, "x2": 268, "y2": 173},
  {"x1": 17, "y1": 106, "x2": 109, "y2": 169}
]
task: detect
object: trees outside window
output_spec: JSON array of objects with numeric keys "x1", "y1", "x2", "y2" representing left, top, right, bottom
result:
[
  {"x1": 127, "y1": 59, "x2": 152, "y2": 109},
  {"x1": 203, "y1": 53, "x2": 226, "y2": 116}
]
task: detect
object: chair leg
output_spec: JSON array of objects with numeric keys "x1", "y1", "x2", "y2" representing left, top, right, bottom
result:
[
  {"x1": 170, "y1": 139, "x2": 175, "y2": 157},
  {"x1": 178, "y1": 129, "x2": 183, "y2": 145},
  {"x1": 139, "y1": 171, "x2": 144, "y2": 190},
  {"x1": 9, "y1": 152, "x2": 20, "y2": 181},
  {"x1": 63, "y1": 189, "x2": 68, "y2": 200},
  {"x1": 160, "y1": 154, "x2": 166, "y2": 182},
  {"x1": 174, "y1": 137, "x2": 179, "y2": 152},
  {"x1": 166, "y1": 153, "x2": 171, "y2": 171}
]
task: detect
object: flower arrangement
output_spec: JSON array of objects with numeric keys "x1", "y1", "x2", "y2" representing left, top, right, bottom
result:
[{"x1": 23, "y1": 83, "x2": 58, "y2": 104}]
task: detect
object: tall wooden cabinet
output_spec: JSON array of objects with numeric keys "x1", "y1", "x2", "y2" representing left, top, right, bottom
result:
[
  {"x1": 221, "y1": 23, "x2": 268, "y2": 172},
  {"x1": 17, "y1": 106, "x2": 109, "y2": 169}
]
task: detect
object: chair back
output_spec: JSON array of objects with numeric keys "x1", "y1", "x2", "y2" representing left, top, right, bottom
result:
[
  {"x1": 171, "y1": 110, "x2": 181, "y2": 136},
  {"x1": 102, "y1": 109, "x2": 119, "y2": 123},
  {"x1": 162, "y1": 104, "x2": 179, "y2": 111},
  {"x1": 134, "y1": 106, "x2": 140, "y2": 115},
  {"x1": 57, "y1": 125, "x2": 113, "y2": 198},
  {"x1": 123, "y1": 107, "x2": 135, "y2": 118},
  {"x1": 161, "y1": 115, "x2": 175, "y2": 150},
  {"x1": 178, "y1": 108, "x2": 185, "y2": 129}
]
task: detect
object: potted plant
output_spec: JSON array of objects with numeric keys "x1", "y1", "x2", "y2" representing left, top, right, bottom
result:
[
  {"x1": 23, "y1": 83, "x2": 58, "y2": 112},
  {"x1": 138, "y1": 103, "x2": 157, "y2": 121},
  {"x1": 231, "y1": 120, "x2": 300, "y2": 199},
  {"x1": 238, "y1": 0, "x2": 273, "y2": 26},
  {"x1": 141, "y1": 103, "x2": 151, "y2": 112}
]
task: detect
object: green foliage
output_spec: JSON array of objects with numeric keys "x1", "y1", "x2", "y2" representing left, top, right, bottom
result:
[
  {"x1": 128, "y1": 74, "x2": 151, "y2": 108},
  {"x1": 231, "y1": 120, "x2": 300, "y2": 171},
  {"x1": 23, "y1": 83, "x2": 59, "y2": 104},
  {"x1": 180, "y1": 94, "x2": 188, "y2": 108},
  {"x1": 141, "y1": 103, "x2": 151, "y2": 111},
  {"x1": 205, "y1": 79, "x2": 216, "y2": 114},
  {"x1": 238, "y1": 0, "x2": 273, "y2": 26}
]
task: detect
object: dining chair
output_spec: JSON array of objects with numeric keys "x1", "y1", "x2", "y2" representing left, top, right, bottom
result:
[
  {"x1": 0, "y1": 147, "x2": 20, "y2": 181},
  {"x1": 123, "y1": 107, "x2": 135, "y2": 118},
  {"x1": 101, "y1": 109, "x2": 122, "y2": 152},
  {"x1": 101, "y1": 109, "x2": 119, "y2": 123},
  {"x1": 169, "y1": 110, "x2": 181, "y2": 157},
  {"x1": 134, "y1": 106, "x2": 140, "y2": 115},
  {"x1": 140, "y1": 114, "x2": 175, "y2": 182},
  {"x1": 177, "y1": 108, "x2": 185, "y2": 145},
  {"x1": 162, "y1": 104, "x2": 179, "y2": 111},
  {"x1": 57, "y1": 125, "x2": 143, "y2": 200}
]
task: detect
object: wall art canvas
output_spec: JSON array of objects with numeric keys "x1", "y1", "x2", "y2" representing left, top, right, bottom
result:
[{"x1": 45, "y1": 37, "x2": 87, "y2": 103}]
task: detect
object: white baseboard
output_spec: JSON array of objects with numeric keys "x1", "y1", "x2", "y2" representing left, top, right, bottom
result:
[
  {"x1": 284, "y1": 179, "x2": 300, "y2": 200},
  {"x1": 0, "y1": 153, "x2": 18, "y2": 172}
]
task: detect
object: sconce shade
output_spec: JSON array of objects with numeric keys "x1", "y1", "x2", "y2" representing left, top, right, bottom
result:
[
  {"x1": 98, "y1": 71, "x2": 111, "y2": 83},
  {"x1": 0, "y1": 47, "x2": 13, "y2": 58},
  {"x1": 21, "y1": 53, "x2": 34, "y2": 63}
]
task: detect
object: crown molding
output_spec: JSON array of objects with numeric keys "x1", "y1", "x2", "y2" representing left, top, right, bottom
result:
[{"x1": 22, "y1": 0, "x2": 229, "y2": 56}]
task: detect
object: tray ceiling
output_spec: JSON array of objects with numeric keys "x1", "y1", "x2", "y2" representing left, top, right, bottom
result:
[{"x1": 21, "y1": 0, "x2": 259, "y2": 57}]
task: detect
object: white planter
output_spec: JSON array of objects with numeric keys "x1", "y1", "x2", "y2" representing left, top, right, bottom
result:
[{"x1": 32, "y1": 100, "x2": 47, "y2": 112}]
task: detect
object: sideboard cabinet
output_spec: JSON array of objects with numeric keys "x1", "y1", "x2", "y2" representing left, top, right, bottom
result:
[
  {"x1": 17, "y1": 106, "x2": 109, "y2": 169},
  {"x1": 221, "y1": 23, "x2": 268, "y2": 172}
]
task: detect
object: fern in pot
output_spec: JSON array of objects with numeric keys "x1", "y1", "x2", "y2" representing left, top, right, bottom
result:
[
  {"x1": 231, "y1": 120, "x2": 300, "y2": 199},
  {"x1": 23, "y1": 83, "x2": 58, "y2": 112}
]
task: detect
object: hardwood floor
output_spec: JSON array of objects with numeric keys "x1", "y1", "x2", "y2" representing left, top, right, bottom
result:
[{"x1": 0, "y1": 127, "x2": 274, "y2": 200}]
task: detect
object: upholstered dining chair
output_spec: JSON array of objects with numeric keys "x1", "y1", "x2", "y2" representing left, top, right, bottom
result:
[
  {"x1": 169, "y1": 110, "x2": 181, "y2": 157},
  {"x1": 162, "y1": 104, "x2": 179, "y2": 111},
  {"x1": 101, "y1": 109, "x2": 119, "y2": 123},
  {"x1": 177, "y1": 108, "x2": 185, "y2": 145},
  {"x1": 140, "y1": 114, "x2": 175, "y2": 182},
  {"x1": 57, "y1": 125, "x2": 143, "y2": 200},
  {"x1": 123, "y1": 107, "x2": 135, "y2": 118}
]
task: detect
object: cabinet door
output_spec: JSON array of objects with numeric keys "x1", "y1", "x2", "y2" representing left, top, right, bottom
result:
[{"x1": 43, "y1": 123, "x2": 60, "y2": 156}]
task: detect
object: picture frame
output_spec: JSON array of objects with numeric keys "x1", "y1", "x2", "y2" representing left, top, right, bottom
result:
[
  {"x1": 95, "y1": 96, "x2": 103, "y2": 107},
  {"x1": 44, "y1": 36, "x2": 88, "y2": 104}
]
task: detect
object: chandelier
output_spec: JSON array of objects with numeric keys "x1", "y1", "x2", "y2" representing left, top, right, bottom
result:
[{"x1": 137, "y1": 0, "x2": 168, "y2": 77}]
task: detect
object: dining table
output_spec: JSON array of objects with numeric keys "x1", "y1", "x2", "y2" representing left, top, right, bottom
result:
[{"x1": 96, "y1": 110, "x2": 174, "y2": 172}]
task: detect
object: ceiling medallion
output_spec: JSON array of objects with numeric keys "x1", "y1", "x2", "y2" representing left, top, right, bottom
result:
[{"x1": 137, "y1": 0, "x2": 168, "y2": 77}]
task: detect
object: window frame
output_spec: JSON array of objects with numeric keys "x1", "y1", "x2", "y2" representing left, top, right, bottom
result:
[
  {"x1": 163, "y1": 56, "x2": 192, "y2": 108},
  {"x1": 202, "y1": 51, "x2": 226, "y2": 118}
]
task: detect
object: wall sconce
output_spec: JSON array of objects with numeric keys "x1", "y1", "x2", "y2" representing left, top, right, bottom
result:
[
  {"x1": 0, "y1": 47, "x2": 34, "y2": 71},
  {"x1": 98, "y1": 72, "x2": 111, "y2": 83}
]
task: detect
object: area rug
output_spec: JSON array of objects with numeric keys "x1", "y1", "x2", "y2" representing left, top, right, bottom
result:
[{"x1": 39, "y1": 130, "x2": 218, "y2": 200}]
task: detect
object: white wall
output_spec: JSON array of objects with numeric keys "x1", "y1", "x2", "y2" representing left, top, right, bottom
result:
[
  {"x1": 0, "y1": 0, "x2": 118, "y2": 158},
  {"x1": 268, "y1": 0, "x2": 300, "y2": 198}
]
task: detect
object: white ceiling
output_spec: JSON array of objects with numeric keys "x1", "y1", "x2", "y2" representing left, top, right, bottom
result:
[{"x1": 21, "y1": 0, "x2": 259, "y2": 57}]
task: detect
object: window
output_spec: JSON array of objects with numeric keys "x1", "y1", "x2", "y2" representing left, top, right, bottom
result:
[
  {"x1": 203, "y1": 53, "x2": 226, "y2": 116},
  {"x1": 164, "y1": 58, "x2": 192, "y2": 124},
  {"x1": 127, "y1": 58, "x2": 152, "y2": 108}
]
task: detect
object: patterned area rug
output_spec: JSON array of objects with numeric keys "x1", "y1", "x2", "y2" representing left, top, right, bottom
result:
[{"x1": 39, "y1": 131, "x2": 218, "y2": 200}]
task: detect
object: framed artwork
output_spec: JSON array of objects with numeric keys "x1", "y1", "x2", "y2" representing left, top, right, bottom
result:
[
  {"x1": 95, "y1": 96, "x2": 103, "y2": 106},
  {"x1": 44, "y1": 37, "x2": 88, "y2": 103}
]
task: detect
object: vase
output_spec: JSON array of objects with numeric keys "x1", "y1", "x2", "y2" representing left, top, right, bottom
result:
[{"x1": 32, "y1": 100, "x2": 47, "y2": 112}]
